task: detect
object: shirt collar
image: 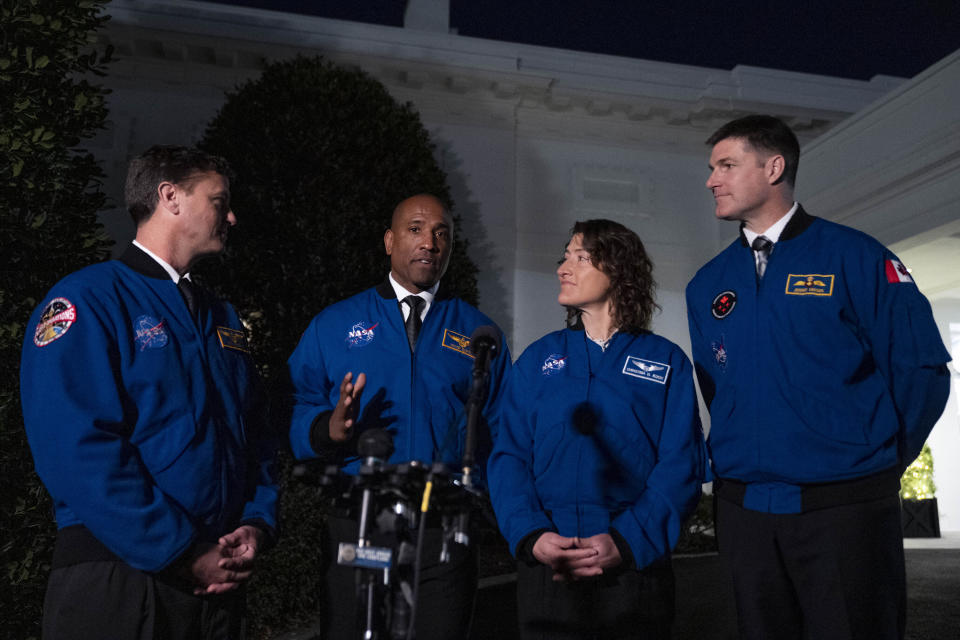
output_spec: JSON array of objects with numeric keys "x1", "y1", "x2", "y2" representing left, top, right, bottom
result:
[
  {"x1": 388, "y1": 272, "x2": 438, "y2": 305},
  {"x1": 742, "y1": 202, "x2": 799, "y2": 247},
  {"x1": 132, "y1": 239, "x2": 188, "y2": 283}
]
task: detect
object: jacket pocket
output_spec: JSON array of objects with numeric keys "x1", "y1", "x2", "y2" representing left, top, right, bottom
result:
[{"x1": 133, "y1": 415, "x2": 197, "y2": 473}]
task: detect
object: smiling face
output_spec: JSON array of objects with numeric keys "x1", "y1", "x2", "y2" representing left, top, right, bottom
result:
[
  {"x1": 383, "y1": 195, "x2": 453, "y2": 293},
  {"x1": 706, "y1": 137, "x2": 780, "y2": 228},
  {"x1": 557, "y1": 233, "x2": 612, "y2": 314},
  {"x1": 176, "y1": 171, "x2": 235, "y2": 261}
]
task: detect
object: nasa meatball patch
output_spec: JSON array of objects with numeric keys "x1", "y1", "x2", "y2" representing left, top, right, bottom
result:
[
  {"x1": 711, "y1": 290, "x2": 737, "y2": 319},
  {"x1": 345, "y1": 321, "x2": 378, "y2": 349},
  {"x1": 711, "y1": 339, "x2": 728, "y2": 371},
  {"x1": 33, "y1": 297, "x2": 77, "y2": 347},
  {"x1": 541, "y1": 353, "x2": 567, "y2": 376},
  {"x1": 134, "y1": 315, "x2": 169, "y2": 351},
  {"x1": 622, "y1": 356, "x2": 670, "y2": 384}
]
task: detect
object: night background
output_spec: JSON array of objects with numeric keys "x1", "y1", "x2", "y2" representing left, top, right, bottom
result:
[
  {"x1": 3, "y1": 1, "x2": 959, "y2": 638},
  {"x1": 210, "y1": 0, "x2": 960, "y2": 80}
]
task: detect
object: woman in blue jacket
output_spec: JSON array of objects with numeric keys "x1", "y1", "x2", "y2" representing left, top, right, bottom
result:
[{"x1": 488, "y1": 219, "x2": 705, "y2": 639}]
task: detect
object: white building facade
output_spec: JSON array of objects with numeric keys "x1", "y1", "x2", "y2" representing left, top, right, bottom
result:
[{"x1": 93, "y1": 0, "x2": 960, "y2": 531}]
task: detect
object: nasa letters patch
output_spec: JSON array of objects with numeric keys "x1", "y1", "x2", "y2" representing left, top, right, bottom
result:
[
  {"x1": 345, "y1": 321, "x2": 378, "y2": 349},
  {"x1": 33, "y1": 297, "x2": 77, "y2": 347},
  {"x1": 541, "y1": 353, "x2": 567, "y2": 376},
  {"x1": 622, "y1": 356, "x2": 670, "y2": 384},
  {"x1": 134, "y1": 315, "x2": 169, "y2": 351}
]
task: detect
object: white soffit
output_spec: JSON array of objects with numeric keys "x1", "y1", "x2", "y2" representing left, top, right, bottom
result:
[
  {"x1": 103, "y1": 0, "x2": 902, "y2": 140},
  {"x1": 799, "y1": 48, "x2": 960, "y2": 247}
]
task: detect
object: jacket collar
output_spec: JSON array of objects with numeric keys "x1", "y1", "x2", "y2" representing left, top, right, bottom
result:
[
  {"x1": 119, "y1": 243, "x2": 171, "y2": 280},
  {"x1": 375, "y1": 276, "x2": 452, "y2": 301},
  {"x1": 738, "y1": 205, "x2": 816, "y2": 247}
]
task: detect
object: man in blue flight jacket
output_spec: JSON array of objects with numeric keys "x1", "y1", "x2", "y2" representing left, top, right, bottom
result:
[
  {"x1": 287, "y1": 194, "x2": 511, "y2": 640},
  {"x1": 21, "y1": 146, "x2": 278, "y2": 639},
  {"x1": 686, "y1": 115, "x2": 951, "y2": 640}
]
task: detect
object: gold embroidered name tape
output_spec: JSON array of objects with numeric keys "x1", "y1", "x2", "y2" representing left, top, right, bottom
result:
[
  {"x1": 217, "y1": 326, "x2": 250, "y2": 352},
  {"x1": 441, "y1": 329, "x2": 474, "y2": 358},
  {"x1": 785, "y1": 274, "x2": 835, "y2": 297}
]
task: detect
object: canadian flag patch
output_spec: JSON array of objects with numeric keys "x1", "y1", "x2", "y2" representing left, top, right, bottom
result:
[{"x1": 885, "y1": 259, "x2": 913, "y2": 283}]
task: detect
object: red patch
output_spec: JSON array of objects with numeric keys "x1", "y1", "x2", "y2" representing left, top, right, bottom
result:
[
  {"x1": 885, "y1": 259, "x2": 913, "y2": 283},
  {"x1": 34, "y1": 297, "x2": 77, "y2": 347},
  {"x1": 711, "y1": 290, "x2": 737, "y2": 319}
]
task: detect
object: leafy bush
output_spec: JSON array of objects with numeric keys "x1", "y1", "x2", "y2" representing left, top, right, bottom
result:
[
  {"x1": 196, "y1": 55, "x2": 477, "y2": 636},
  {"x1": 901, "y1": 443, "x2": 936, "y2": 501},
  {"x1": 0, "y1": 1, "x2": 113, "y2": 637},
  {"x1": 676, "y1": 493, "x2": 717, "y2": 555}
]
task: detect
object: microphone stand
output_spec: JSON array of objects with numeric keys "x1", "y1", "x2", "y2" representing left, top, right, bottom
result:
[
  {"x1": 357, "y1": 456, "x2": 378, "y2": 640},
  {"x1": 351, "y1": 430, "x2": 394, "y2": 639},
  {"x1": 407, "y1": 327, "x2": 499, "y2": 639},
  {"x1": 462, "y1": 327, "x2": 498, "y2": 488}
]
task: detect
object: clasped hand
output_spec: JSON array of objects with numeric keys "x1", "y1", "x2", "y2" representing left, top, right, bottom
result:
[
  {"x1": 183, "y1": 524, "x2": 265, "y2": 595},
  {"x1": 532, "y1": 531, "x2": 623, "y2": 582}
]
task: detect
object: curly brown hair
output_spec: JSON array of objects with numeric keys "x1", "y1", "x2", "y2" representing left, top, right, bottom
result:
[{"x1": 564, "y1": 219, "x2": 659, "y2": 333}]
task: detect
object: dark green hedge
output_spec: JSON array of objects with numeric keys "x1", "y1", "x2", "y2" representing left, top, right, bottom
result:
[
  {"x1": 196, "y1": 55, "x2": 477, "y2": 636},
  {"x1": 0, "y1": 1, "x2": 114, "y2": 638}
]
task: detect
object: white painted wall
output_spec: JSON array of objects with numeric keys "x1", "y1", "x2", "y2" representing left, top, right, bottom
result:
[
  {"x1": 804, "y1": 50, "x2": 960, "y2": 532},
  {"x1": 92, "y1": 85, "x2": 233, "y2": 243},
  {"x1": 925, "y1": 300, "x2": 960, "y2": 531},
  {"x1": 511, "y1": 135, "x2": 719, "y2": 354},
  {"x1": 96, "y1": 2, "x2": 890, "y2": 361},
  {"x1": 428, "y1": 122, "x2": 518, "y2": 343},
  {"x1": 88, "y1": 1, "x2": 960, "y2": 530}
]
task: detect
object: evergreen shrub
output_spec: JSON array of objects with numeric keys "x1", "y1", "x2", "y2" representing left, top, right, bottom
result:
[
  {"x1": 197, "y1": 55, "x2": 477, "y2": 636},
  {"x1": 0, "y1": 1, "x2": 113, "y2": 638}
]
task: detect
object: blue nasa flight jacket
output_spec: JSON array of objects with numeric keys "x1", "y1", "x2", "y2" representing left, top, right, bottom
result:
[
  {"x1": 487, "y1": 327, "x2": 706, "y2": 571},
  {"x1": 686, "y1": 207, "x2": 951, "y2": 514},
  {"x1": 287, "y1": 281, "x2": 511, "y2": 477},
  {"x1": 20, "y1": 245, "x2": 278, "y2": 573}
]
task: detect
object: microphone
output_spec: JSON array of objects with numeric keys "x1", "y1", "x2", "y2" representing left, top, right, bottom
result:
[
  {"x1": 469, "y1": 325, "x2": 500, "y2": 376},
  {"x1": 356, "y1": 429, "x2": 393, "y2": 547},
  {"x1": 357, "y1": 428, "x2": 394, "y2": 465},
  {"x1": 461, "y1": 325, "x2": 501, "y2": 486}
]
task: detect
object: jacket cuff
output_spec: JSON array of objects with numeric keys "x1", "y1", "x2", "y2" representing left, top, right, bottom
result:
[
  {"x1": 160, "y1": 542, "x2": 200, "y2": 588},
  {"x1": 609, "y1": 526, "x2": 636, "y2": 569},
  {"x1": 308, "y1": 410, "x2": 335, "y2": 454},
  {"x1": 517, "y1": 528, "x2": 550, "y2": 565}
]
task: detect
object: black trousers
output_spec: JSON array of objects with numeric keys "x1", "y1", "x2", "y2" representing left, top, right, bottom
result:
[
  {"x1": 716, "y1": 495, "x2": 905, "y2": 640},
  {"x1": 515, "y1": 558, "x2": 674, "y2": 640},
  {"x1": 42, "y1": 560, "x2": 245, "y2": 640},
  {"x1": 321, "y1": 514, "x2": 477, "y2": 640}
]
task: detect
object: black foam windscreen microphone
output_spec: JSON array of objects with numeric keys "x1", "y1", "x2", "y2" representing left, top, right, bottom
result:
[
  {"x1": 357, "y1": 428, "x2": 394, "y2": 463},
  {"x1": 462, "y1": 326, "x2": 500, "y2": 475},
  {"x1": 469, "y1": 325, "x2": 500, "y2": 371}
]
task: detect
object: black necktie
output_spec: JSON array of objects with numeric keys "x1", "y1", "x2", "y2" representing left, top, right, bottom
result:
[
  {"x1": 402, "y1": 295, "x2": 424, "y2": 351},
  {"x1": 178, "y1": 277, "x2": 199, "y2": 321},
  {"x1": 752, "y1": 236, "x2": 774, "y2": 280}
]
